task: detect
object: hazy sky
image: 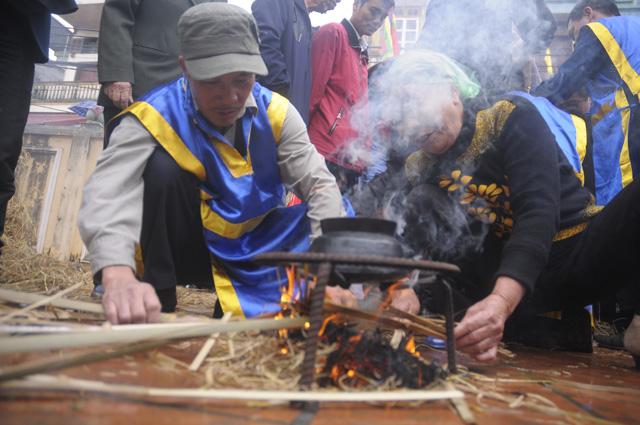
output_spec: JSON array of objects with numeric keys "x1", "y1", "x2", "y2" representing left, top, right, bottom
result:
[{"x1": 228, "y1": 0, "x2": 355, "y2": 26}]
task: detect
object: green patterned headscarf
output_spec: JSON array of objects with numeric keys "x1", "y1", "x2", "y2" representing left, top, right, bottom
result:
[{"x1": 388, "y1": 49, "x2": 481, "y2": 99}]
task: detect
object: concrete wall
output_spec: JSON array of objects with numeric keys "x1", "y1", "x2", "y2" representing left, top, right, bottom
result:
[{"x1": 14, "y1": 123, "x2": 103, "y2": 261}]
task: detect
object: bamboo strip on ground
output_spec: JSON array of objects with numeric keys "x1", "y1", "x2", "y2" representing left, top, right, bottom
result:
[
  {"x1": 189, "y1": 312, "x2": 232, "y2": 371},
  {"x1": 0, "y1": 339, "x2": 171, "y2": 383},
  {"x1": 446, "y1": 383, "x2": 476, "y2": 424},
  {"x1": 0, "y1": 317, "x2": 307, "y2": 354},
  {"x1": 0, "y1": 288, "x2": 103, "y2": 315},
  {"x1": 0, "y1": 283, "x2": 85, "y2": 323},
  {"x1": 0, "y1": 374, "x2": 465, "y2": 402}
]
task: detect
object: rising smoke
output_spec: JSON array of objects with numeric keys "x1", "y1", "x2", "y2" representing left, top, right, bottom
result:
[{"x1": 342, "y1": 0, "x2": 557, "y2": 261}]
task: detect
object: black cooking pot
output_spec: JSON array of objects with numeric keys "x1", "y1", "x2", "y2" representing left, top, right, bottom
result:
[{"x1": 309, "y1": 217, "x2": 409, "y2": 286}]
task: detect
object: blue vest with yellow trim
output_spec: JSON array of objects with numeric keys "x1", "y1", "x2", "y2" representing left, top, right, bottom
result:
[
  {"x1": 122, "y1": 78, "x2": 311, "y2": 318},
  {"x1": 586, "y1": 16, "x2": 640, "y2": 205},
  {"x1": 508, "y1": 92, "x2": 588, "y2": 184}
]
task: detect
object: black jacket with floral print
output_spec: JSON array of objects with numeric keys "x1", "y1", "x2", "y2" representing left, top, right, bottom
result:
[{"x1": 357, "y1": 97, "x2": 599, "y2": 293}]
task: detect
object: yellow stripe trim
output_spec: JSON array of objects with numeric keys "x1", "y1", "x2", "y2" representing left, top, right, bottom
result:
[
  {"x1": 614, "y1": 88, "x2": 633, "y2": 187},
  {"x1": 126, "y1": 102, "x2": 206, "y2": 181},
  {"x1": 589, "y1": 22, "x2": 640, "y2": 95},
  {"x1": 212, "y1": 262, "x2": 245, "y2": 319},
  {"x1": 212, "y1": 138, "x2": 254, "y2": 178},
  {"x1": 201, "y1": 202, "x2": 268, "y2": 239},
  {"x1": 206, "y1": 92, "x2": 288, "y2": 177},
  {"x1": 591, "y1": 100, "x2": 615, "y2": 127},
  {"x1": 553, "y1": 222, "x2": 588, "y2": 242},
  {"x1": 571, "y1": 114, "x2": 587, "y2": 185},
  {"x1": 267, "y1": 92, "x2": 289, "y2": 144},
  {"x1": 544, "y1": 48, "x2": 554, "y2": 76}
]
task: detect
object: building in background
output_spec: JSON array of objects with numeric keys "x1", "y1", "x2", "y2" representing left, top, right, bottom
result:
[
  {"x1": 31, "y1": 0, "x2": 102, "y2": 121},
  {"x1": 369, "y1": 0, "x2": 428, "y2": 62}
]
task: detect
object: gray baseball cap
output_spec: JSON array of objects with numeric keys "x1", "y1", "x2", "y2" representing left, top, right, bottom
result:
[{"x1": 178, "y1": 3, "x2": 268, "y2": 81}]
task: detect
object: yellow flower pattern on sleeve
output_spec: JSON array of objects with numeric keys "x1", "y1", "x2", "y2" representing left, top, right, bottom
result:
[{"x1": 439, "y1": 170, "x2": 514, "y2": 238}]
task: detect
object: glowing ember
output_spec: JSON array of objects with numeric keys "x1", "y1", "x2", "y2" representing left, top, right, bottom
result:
[{"x1": 319, "y1": 322, "x2": 445, "y2": 389}]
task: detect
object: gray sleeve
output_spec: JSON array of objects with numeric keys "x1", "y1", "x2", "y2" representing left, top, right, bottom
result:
[
  {"x1": 277, "y1": 104, "x2": 344, "y2": 238},
  {"x1": 97, "y1": 0, "x2": 144, "y2": 83},
  {"x1": 78, "y1": 116, "x2": 155, "y2": 275}
]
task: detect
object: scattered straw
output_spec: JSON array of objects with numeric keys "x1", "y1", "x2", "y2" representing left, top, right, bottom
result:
[
  {"x1": 0, "y1": 201, "x2": 92, "y2": 299},
  {"x1": 0, "y1": 200, "x2": 216, "y2": 316}
]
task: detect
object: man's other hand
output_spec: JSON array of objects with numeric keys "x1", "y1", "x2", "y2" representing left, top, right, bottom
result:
[
  {"x1": 454, "y1": 276, "x2": 525, "y2": 362},
  {"x1": 104, "y1": 82, "x2": 134, "y2": 110},
  {"x1": 101, "y1": 266, "x2": 161, "y2": 324},
  {"x1": 325, "y1": 285, "x2": 358, "y2": 308},
  {"x1": 390, "y1": 287, "x2": 420, "y2": 315}
]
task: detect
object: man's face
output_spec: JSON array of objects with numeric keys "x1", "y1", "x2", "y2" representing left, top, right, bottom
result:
[
  {"x1": 351, "y1": 0, "x2": 390, "y2": 36},
  {"x1": 306, "y1": 0, "x2": 341, "y2": 14},
  {"x1": 188, "y1": 71, "x2": 255, "y2": 128}
]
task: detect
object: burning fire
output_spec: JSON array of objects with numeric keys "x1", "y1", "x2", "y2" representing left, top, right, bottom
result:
[
  {"x1": 275, "y1": 265, "x2": 443, "y2": 389},
  {"x1": 319, "y1": 322, "x2": 443, "y2": 389}
]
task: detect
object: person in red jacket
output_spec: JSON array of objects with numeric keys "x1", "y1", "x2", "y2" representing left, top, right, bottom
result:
[{"x1": 308, "y1": 0, "x2": 394, "y2": 191}]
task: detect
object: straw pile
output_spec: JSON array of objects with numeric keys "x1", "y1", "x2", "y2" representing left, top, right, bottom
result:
[
  {"x1": 0, "y1": 201, "x2": 92, "y2": 298},
  {"x1": 0, "y1": 200, "x2": 216, "y2": 314}
]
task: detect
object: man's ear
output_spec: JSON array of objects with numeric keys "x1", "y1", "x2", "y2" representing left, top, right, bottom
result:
[{"x1": 584, "y1": 6, "x2": 594, "y2": 21}]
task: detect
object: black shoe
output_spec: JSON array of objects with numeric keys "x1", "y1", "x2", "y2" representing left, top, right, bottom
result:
[{"x1": 594, "y1": 332, "x2": 625, "y2": 350}]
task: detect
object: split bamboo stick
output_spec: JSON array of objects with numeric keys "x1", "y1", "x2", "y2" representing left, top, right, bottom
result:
[
  {"x1": 385, "y1": 306, "x2": 447, "y2": 338},
  {"x1": 446, "y1": 383, "x2": 476, "y2": 424},
  {"x1": 0, "y1": 374, "x2": 465, "y2": 402},
  {"x1": 0, "y1": 317, "x2": 306, "y2": 354},
  {"x1": 0, "y1": 288, "x2": 103, "y2": 315},
  {"x1": 188, "y1": 312, "x2": 232, "y2": 371},
  {"x1": 0, "y1": 339, "x2": 170, "y2": 383},
  {"x1": 324, "y1": 302, "x2": 444, "y2": 338},
  {"x1": 0, "y1": 282, "x2": 85, "y2": 323}
]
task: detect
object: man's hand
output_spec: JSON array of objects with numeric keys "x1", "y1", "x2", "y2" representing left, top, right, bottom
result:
[
  {"x1": 454, "y1": 276, "x2": 525, "y2": 362},
  {"x1": 104, "y1": 82, "x2": 134, "y2": 110},
  {"x1": 101, "y1": 266, "x2": 161, "y2": 324},
  {"x1": 325, "y1": 285, "x2": 358, "y2": 308},
  {"x1": 390, "y1": 287, "x2": 420, "y2": 315}
]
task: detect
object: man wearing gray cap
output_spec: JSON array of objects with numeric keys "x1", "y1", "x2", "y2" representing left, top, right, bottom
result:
[{"x1": 78, "y1": 3, "x2": 344, "y2": 324}]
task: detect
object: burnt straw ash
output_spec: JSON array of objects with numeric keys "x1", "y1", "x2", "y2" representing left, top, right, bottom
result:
[{"x1": 318, "y1": 322, "x2": 446, "y2": 389}]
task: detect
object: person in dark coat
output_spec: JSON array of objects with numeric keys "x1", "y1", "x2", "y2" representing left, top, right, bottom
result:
[
  {"x1": 252, "y1": 0, "x2": 340, "y2": 124},
  {"x1": 0, "y1": 0, "x2": 78, "y2": 254},
  {"x1": 353, "y1": 50, "x2": 640, "y2": 367},
  {"x1": 533, "y1": 0, "x2": 640, "y2": 207},
  {"x1": 97, "y1": 0, "x2": 225, "y2": 146},
  {"x1": 308, "y1": 0, "x2": 395, "y2": 191}
]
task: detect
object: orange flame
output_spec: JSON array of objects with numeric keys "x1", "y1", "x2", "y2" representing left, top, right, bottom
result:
[
  {"x1": 405, "y1": 337, "x2": 416, "y2": 355},
  {"x1": 319, "y1": 314, "x2": 339, "y2": 336},
  {"x1": 330, "y1": 365, "x2": 340, "y2": 381},
  {"x1": 379, "y1": 277, "x2": 409, "y2": 314}
]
